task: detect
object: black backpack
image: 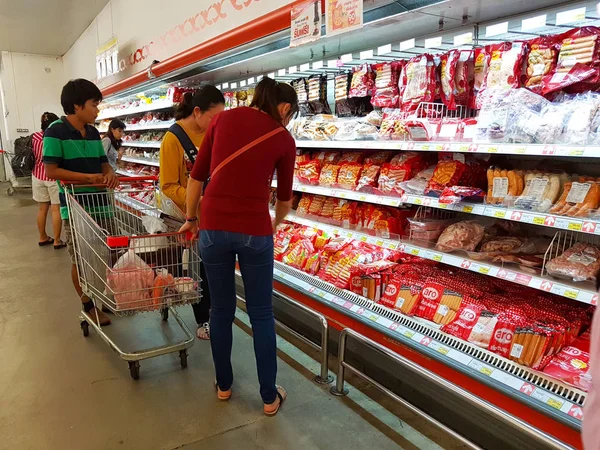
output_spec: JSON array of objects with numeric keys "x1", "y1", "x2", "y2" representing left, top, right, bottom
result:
[{"x1": 11, "y1": 135, "x2": 34, "y2": 177}]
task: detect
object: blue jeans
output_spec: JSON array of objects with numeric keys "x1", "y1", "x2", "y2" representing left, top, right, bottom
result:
[{"x1": 199, "y1": 230, "x2": 277, "y2": 404}]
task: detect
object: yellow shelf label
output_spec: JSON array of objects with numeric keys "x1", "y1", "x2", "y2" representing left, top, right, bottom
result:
[
  {"x1": 515, "y1": 147, "x2": 526, "y2": 154},
  {"x1": 410, "y1": 248, "x2": 420, "y2": 255},
  {"x1": 564, "y1": 290, "x2": 578, "y2": 299},
  {"x1": 533, "y1": 217, "x2": 545, "y2": 225},
  {"x1": 479, "y1": 366, "x2": 493, "y2": 376},
  {"x1": 568, "y1": 222, "x2": 582, "y2": 231},
  {"x1": 459, "y1": 145, "x2": 469, "y2": 152},
  {"x1": 462, "y1": 205, "x2": 473, "y2": 213},
  {"x1": 494, "y1": 210, "x2": 506, "y2": 219},
  {"x1": 488, "y1": 146, "x2": 498, "y2": 153},
  {"x1": 376, "y1": 240, "x2": 384, "y2": 247},
  {"x1": 433, "y1": 254, "x2": 443, "y2": 262},
  {"x1": 547, "y1": 398, "x2": 563, "y2": 409},
  {"x1": 439, "y1": 203, "x2": 448, "y2": 209},
  {"x1": 479, "y1": 266, "x2": 490, "y2": 274},
  {"x1": 360, "y1": 236, "x2": 368, "y2": 242},
  {"x1": 437, "y1": 346, "x2": 450, "y2": 355},
  {"x1": 403, "y1": 330, "x2": 415, "y2": 338},
  {"x1": 317, "y1": 291, "x2": 325, "y2": 298},
  {"x1": 414, "y1": 198, "x2": 423, "y2": 205}
]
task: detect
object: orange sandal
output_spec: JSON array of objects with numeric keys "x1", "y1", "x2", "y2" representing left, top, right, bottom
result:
[
  {"x1": 264, "y1": 386, "x2": 287, "y2": 416},
  {"x1": 215, "y1": 381, "x2": 232, "y2": 401}
]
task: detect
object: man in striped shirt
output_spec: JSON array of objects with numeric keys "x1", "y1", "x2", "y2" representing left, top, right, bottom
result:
[
  {"x1": 44, "y1": 79, "x2": 119, "y2": 326},
  {"x1": 32, "y1": 112, "x2": 65, "y2": 248}
]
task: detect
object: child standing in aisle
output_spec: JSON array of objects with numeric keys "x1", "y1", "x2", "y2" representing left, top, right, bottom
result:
[
  {"x1": 159, "y1": 86, "x2": 225, "y2": 339},
  {"x1": 43, "y1": 79, "x2": 119, "y2": 326}
]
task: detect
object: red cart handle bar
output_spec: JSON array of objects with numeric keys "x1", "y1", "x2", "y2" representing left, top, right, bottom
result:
[{"x1": 60, "y1": 176, "x2": 158, "y2": 187}]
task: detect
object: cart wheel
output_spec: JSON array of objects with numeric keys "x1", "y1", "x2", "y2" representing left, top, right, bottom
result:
[
  {"x1": 7, "y1": 187, "x2": 14, "y2": 196},
  {"x1": 180, "y1": 350, "x2": 188, "y2": 369},
  {"x1": 80, "y1": 321, "x2": 89, "y2": 337},
  {"x1": 128, "y1": 361, "x2": 140, "y2": 380},
  {"x1": 161, "y1": 308, "x2": 169, "y2": 321}
]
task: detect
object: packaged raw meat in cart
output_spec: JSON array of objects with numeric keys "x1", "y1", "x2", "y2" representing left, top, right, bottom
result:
[
  {"x1": 546, "y1": 242, "x2": 600, "y2": 282},
  {"x1": 435, "y1": 220, "x2": 485, "y2": 252},
  {"x1": 400, "y1": 54, "x2": 436, "y2": 111},
  {"x1": 371, "y1": 62, "x2": 402, "y2": 108},
  {"x1": 107, "y1": 249, "x2": 156, "y2": 310},
  {"x1": 543, "y1": 346, "x2": 591, "y2": 391}
]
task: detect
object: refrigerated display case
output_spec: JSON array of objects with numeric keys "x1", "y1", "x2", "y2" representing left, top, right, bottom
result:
[{"x1": 96, "y1": 1, "x2": 600, "y2": 447}]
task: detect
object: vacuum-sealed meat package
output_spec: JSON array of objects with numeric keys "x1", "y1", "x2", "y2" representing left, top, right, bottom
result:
[
  {"x1": 543, "y1": 346, "x2": 591, "y2": 391},
  {"x1": 107, "y1": 249, "x2": 156, "y2": 310},
  {"x1": 371, "y1": 62, "x2": 402, "y2": 108},
  {"x1": 400, "y1": 54, "x2": 436, "y2": 111},
  {"x1": 546, "y1": 242, "x2": 600, "y2": 282},
  {"x1": 436, "y1": 221, "x2": 485, "y2": 252}
]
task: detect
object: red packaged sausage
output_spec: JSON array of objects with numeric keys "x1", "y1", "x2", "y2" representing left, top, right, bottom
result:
[{"x1": 543, "y1": 346, "x2": 591, "y2": 391}]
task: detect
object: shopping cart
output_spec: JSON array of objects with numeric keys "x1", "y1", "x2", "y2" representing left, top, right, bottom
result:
[
  {"x1": 65, "y1": 176, "x2": 199, "y2": 379},
  {"x1": 0, "y1": 148, "x2": 32, "y2": 196}
]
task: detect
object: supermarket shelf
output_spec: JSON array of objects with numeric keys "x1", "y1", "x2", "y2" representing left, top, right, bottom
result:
[
  {"x1": 279, "y1": 181, "x2": 600, "y2": 237},
  {"x1": 121, "y1": 156, "x2": 160, "y2": 167},
  {"x1": 295, "y1": 140, "x2": 600, "y2": 158},
  {"x1": 281, "y1": 212, "x2": 599, "y2": 306},
  {"x1": 97, "y1": 101, "x2": 174, "y2": 120},
  {"x1": 272, "y1": 262, "x2": 585, "y2": 427},
  {"x1": 114, "y1": 192, "x2": 160, "y2": 217},
  {"x1": 121, "y1": 141, "x2": 162, "y2": 148},
  {"x1": 400, "y1": 193, "x2": 600, "y2": 236},
  {"x1": 98, "y1": 121, "x2": 174, "y2": 133},
  {"x1": 116, "y1": 169, "x2": 132, "y2": 177},
  {"x1": 273, "y1": 181, "x2": 402, "y2": 207}
]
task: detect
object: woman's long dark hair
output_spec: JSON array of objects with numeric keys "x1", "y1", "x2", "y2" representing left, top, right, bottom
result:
[
  {"x1": 41, "y1": 112, "x2": 59, "y2": 132},
  {"x1": 107, "y1": 119, "x2": 126, "y2": 150},
  {"x1": 174, "y1": 85, "x2": 225, "y2": 120},
  {"x1": 249, "y1": 77, "x2": 298, "y2": 124}
]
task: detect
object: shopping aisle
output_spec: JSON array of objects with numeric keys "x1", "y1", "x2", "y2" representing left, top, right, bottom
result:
[{"x1": 0, "y1": 191, "x2": 465, "y2": 450}]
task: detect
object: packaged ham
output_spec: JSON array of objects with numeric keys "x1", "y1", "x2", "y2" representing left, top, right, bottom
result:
[
  {"x1": 436, "y1": 221, "x2": 485, "y2": 252},
  {"x1": 549, "y1": 179, "x2": 600, "y2": 217},
  {"x1": 543, "y1": 346, "x2": 591, "y2": 391},
  {"x1": 476, "y1": 42, "x2": 526, "y2": 109},
  {"x1": 107, "y1": 249, "x2": 155, "y2": 310},
  {"x1": 378, "y1": 163, "x2": 411, "y2": 196},
  {"x1": 371, "y1": 62, "x2": 402, "y2": 108},
  {"x1": 546, "y1": 242, "x2": 600, "y2": 282},
  {"x1": 400, "y1": 54, "x2": 436, "y2": 111}
]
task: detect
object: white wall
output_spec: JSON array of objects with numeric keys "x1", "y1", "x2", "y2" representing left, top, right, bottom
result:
[
  {"x1": 63, "y1": 0, "x2": 291, "y2": 88},
  {"x1": 0, "y1": 52, "x2": 64, "y2": 179}
]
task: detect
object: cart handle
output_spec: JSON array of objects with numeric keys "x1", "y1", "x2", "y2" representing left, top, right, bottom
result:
[{"x1": 60, "y1": 176, "x2": 158, "y2": 187}]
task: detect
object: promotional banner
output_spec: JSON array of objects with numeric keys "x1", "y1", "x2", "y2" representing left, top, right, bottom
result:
[
  {"x1": 290, "y1": 0, "x2": 322, "y2": 47},
  {"x1": 325, "y1": 0, "x2": 363, "y2": 37}
]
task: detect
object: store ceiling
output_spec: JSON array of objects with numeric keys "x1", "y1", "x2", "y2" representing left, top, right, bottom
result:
[{"x1": 0, "y1": 0, "x2": 109, "y2": 56}]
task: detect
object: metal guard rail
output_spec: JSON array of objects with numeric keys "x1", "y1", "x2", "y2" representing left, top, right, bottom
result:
[
  {"x1": 235, "y1": 291, "x2": 333, "y2": 385},
  {"x1": 330, "y1": 328, "x2": 574, "y2": 450}
]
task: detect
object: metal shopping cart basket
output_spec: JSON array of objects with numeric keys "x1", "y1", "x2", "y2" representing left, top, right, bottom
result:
[
  {"x1": 65, "y1": 176, "x2": 199, "y2": 379},
  {"x1": 0, "y1": 148, "x2": 33, "y2": 196}
]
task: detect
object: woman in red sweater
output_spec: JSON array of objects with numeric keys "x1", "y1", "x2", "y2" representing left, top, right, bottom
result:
[{"x1": 181, "y1": 77, "x2": 297, "y2": 415}]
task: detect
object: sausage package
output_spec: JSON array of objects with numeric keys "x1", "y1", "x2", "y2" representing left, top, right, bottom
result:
[
  {"x1": 371, "y1": 62, "x2": 402, "y2": 108},
  {"x1": 525, "y1": 36, "x2": 559, "y2": 93},
  {"x1": 400, "y1": 54, "x2": 436, "y2": 111},
  {"x1": 549, "y1": 178, "x2": 600, "y2": 217},
  {"x1": 543, "y1": 346, "x2": 591, "y2": 391}
]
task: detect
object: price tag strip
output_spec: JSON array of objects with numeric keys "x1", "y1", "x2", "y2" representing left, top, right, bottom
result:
[
  {"x1": 272, "y1": 264, "x2": 582, "y2": 422},
  {"x1": 294, "y1": 139, "x2": 600, "y2": 159}
]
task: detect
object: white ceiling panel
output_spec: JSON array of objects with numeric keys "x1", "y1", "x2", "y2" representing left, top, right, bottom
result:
[{"x1": 0, "y1": 0, "x2": 109, "y2": 56}]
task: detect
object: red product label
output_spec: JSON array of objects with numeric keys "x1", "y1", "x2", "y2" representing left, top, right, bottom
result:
[
  {"x1": 415, "y1": 282, "x2": 444, "y2": 321},
  {"x1": 488, "y1": 318, "x2": 518, "y2": 358}
]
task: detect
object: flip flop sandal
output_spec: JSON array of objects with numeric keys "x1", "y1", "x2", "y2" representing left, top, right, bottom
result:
[
  {"x1": 214, "y1": 381, "x2": 232, "y2": 401},
  {"x1": 38, "y1": 238, "x2": 54, "y2": 247},
  {"x1": 264, "y1": 386, "x2": 287, "y2": 416},
  {"x1": 54, "y1": 241, "x2": 67, "y2": 250}
]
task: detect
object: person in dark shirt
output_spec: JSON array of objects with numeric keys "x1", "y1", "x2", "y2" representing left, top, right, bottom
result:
[{"x1": 181, "y1": 77, "x2": 298, "y2": 415}]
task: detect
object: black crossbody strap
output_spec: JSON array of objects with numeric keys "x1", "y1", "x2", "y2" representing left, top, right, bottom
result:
[{"x1": 168, "y1": 123, "x2": 197, "y2": 164}]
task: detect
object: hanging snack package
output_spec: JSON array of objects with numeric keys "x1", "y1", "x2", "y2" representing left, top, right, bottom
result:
[
  {"x1": 525, "y1": 36, "x2": 559, "y2": 94},
  {"x1": 335, "y1": 71, "x2": 354, "y2": 117},
  {"x1": 371, "y1": 62, "x2": 402, "y2": 108},
  {"x1": 349, "y1": 64, "x2": 375, "y2": 98},
  {"x1": 440, "y1": 50, "x2": 460, "y2": 110},
  {"x1": 472, "y1": 47, "x2": 490, "y2": 109},
  {"x1": 476, "y1": 42, "x2": 526, "y2": 109},
  {"x1": 400, "y1": 54, "x2": 436, "y2": 111},
  {"x1": 455, "y1": 50, "x2": 475, "y2": 107},
  {"x1": 292, "y1": 78, "x2": 311, "y2": 116},
  {"x1": 337, "y1": 163, "x2": 363, "y2": 190},
  {"x1": 308, "y1": 74, "x2": 332, "y2": 114}
]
